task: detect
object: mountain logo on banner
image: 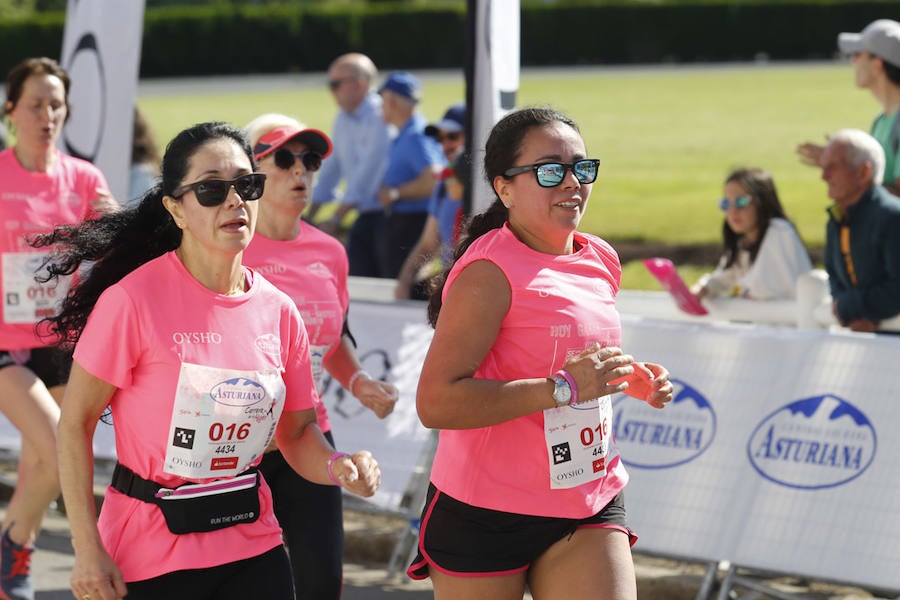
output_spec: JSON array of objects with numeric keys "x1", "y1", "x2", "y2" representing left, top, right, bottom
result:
[
  {"x1": 612, "y1": 379, "x2": 716, "y2": 469},
  {"x1": 747, "y1": 394, "x2": 877, "y2": 490}
]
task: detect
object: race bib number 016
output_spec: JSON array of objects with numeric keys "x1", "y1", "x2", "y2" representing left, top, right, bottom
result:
[
  {"x1": 164, "y1": 362, "x2": 286, "y2": 479},
  {"x1": 544, "y1": 395, "x2": 614, "y2": 489},
  {"x1": 2, "y1": 252, "x2": 70, "y2": 324}
]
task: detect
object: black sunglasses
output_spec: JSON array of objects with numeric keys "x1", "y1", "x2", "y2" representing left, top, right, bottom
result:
[
  {"x1": 171, "y1": 173, "x2": 267, "y2": 207},
  {"x1": 273, "y1": 148, "x2": 322, "y2": 172},
  {"x1": 436, "y1": 131, "x2": 462, "y2": 143},
  {"x1": 503, "y1": 159, "x2": 600, "y2": 188}
]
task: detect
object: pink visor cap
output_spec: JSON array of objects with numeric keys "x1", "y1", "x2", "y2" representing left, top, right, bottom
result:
[{"x1": 253, "y1": 125, "x2": 333, "y2": 161}]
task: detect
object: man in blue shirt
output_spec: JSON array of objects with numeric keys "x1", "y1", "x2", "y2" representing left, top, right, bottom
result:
[
  {"x1": 377, "y1": 72, "x2": 445, "y2": 278},
  {"x1": 820, "y1": 128, "x2": 900, "y2": 331},
  {"x1": 310, "y1": 53, "x2": 392, "y2": 277}
]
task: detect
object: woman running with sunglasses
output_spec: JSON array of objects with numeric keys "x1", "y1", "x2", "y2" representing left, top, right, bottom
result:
[
  {"x1": 0, "y1": 56, "x2": 118, "y2": 600},
  {"x1": 692, "y1": 167, "x2": 811, "y2": 301},
  {"x1": 33, "y1": 121, "x2": 381, "y2": 600},
  {"x1": 242, "y1": 113, "x2": 398, "y2": 599},
  {"x1": 407, "y1": 107, "x2": 674, "y2": 599}
]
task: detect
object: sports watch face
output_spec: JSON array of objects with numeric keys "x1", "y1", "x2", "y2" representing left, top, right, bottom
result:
[{"x1": 552, "y1": 375, "x2": 572, "y2": 406}]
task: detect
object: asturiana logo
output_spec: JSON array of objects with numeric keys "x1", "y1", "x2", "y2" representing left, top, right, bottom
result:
[
  {"x1": 612, "y1": 378, "x2": 716, "y2": 469},
  {"x1": 747, "y1": 394, "x2": 876, "y2": 490},
  {"x1": 209, "y1": 377, "x2": 267, "y2": 407}
]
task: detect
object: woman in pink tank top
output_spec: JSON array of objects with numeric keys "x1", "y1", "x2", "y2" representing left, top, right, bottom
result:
[
  {"x1": 407, "y1": 108, "x2": 674, "y2": 599},
  {"x1": 0, "y1": 57, "x2": 118, "y2": 600}
]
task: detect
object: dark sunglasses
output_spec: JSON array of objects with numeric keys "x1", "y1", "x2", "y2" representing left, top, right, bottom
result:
[
  {"x1": 718, "y1": 195, "x2": 752, "y2": 212},
  {"x1": 171, "y1": 173, "x2": 266, "y2": 207},
  {"x1": 328, "y1": 77, "x2": 356, "y2": 91},
  {"x1": 273, "y1": 148, "x2": 322, "y2": 172},
  {"x1": 436, "y1": 131, "x2": 462, "y2": 143},
  {"x1": 504, "y1": 159, "x2": 600, "y2": 188}
]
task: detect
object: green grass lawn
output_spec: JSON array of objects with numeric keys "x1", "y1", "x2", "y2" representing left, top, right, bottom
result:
[{"x1": 138, "y1": 62, "x2": 873, "y2": 289}]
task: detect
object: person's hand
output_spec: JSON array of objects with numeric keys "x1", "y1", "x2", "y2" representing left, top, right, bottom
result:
[
  {"x1": 846, "y1": 318, "x2": 879, "y2": 333},
  {"x1": 377, "y1": 187, "x2": 396, "y2": 209},
  {"x1": 71, "y1": 543, "x2": 127, "y2": 600},
  {"x1": 90, "y1": 188, "x2": 120, "y2": 215},
  {"x1": 561, "y1": 344, "x2": 636, "y2": 402},
  {"x1": 333, "y1": 450, "x2": 381, "y2": 497},
  {"x1": 611, "y1": 362, "x2": 674, "y2": 409},
  {"x1": 796, "y1": 142, "x2": 825, "y2": 167},
  {"x1": 355, "y1": 377, "x2": 398, "y2": 419}
]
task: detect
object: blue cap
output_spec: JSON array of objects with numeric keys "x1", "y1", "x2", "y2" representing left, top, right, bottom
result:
[
  {"x1": 378, "y1": 71, "x2": 422, "y2": 104},
  {"x1": 425, "y1": 103, "x2": 466, "y2": 137}
]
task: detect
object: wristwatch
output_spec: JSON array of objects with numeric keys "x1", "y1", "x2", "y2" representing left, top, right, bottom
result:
[{"x1": 551, "y1": 374, "x2": 572, "y2": 407}]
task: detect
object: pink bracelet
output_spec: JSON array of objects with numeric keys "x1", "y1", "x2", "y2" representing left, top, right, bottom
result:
[
  {"x1": 327, "y1": 452, "x2": 350, "y2": 486},
  {"x1": 554, "y1": 369, "x2": 579, "y2": 406}
]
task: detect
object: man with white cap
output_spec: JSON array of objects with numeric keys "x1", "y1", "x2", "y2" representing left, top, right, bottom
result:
[{"x1": 798, "y1": 19, "x2": 900, "y2": 193}]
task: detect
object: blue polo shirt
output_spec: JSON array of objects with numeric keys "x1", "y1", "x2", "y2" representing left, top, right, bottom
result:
[
  {"x1": 428, "y1": 181, "x2": 462, "y2": 264},
  {"x1": 383, "y1": 114, "x2": 445, "y2": 214}
]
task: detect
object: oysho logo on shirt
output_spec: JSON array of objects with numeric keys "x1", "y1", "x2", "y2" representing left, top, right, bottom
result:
[
  {"x1": 747, "y1": 394, "x2": 876, "y2": 490},
  {"x1": 172, "y1": 331, "x2": 223, "y2": 344},
  {"x1": 255, "y1": 333, "x2": 281, "y2": 356}
]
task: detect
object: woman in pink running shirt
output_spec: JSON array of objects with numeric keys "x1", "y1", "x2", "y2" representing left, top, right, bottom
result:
[
  {"x1": 407, "y1": 108, "x2": 674, "y2": 599},
  {"x1": 34, "y1": 122, "x2": 380, "y2": 600},
  {"x1": 242, "y1": 113, "x2": 398, "y2": 599},
  {"x1": 0, "y1": 56, "x2": 117, "y2": 600}
]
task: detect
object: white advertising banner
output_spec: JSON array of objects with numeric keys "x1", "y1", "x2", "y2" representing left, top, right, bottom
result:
[
  {"x1": 470, "y1": 0, "x2": 520, "y2": 213},
  {"x1": 615, "y1": 316, "x2": 900, "y2": 591},
  {"x1": 60, "y1": 0, "x2": 145, "y2": 204}
]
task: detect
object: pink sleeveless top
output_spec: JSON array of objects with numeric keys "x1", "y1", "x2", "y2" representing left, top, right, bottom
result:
[{"x1": 429, "y1": 223, "x2": 629, "y2": 518}]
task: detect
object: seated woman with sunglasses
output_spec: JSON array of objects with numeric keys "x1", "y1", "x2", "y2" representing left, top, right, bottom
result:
[
  {"x1": 32, "y1": 121, "x2": 381, "y2": 600},
  {"x1": 692, "y1": 167, "x2": 812, "y2": 301},
  {"x1": 407, "y1": 107, "x2": 674, "y2": 599},
  {"x1": 242, "y1": 113, "x2": 398, "y2": 599}
]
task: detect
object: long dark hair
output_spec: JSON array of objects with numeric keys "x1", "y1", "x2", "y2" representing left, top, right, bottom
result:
[
  {"x1": 426, "y1": 107, "x2": 580, "y2": 327},
  {"x1": 721, "y1": 167, "x2": 790, "y2": 269},
  {"x1": 32, "y1": 121, "x2": 255, "y2": 350}
]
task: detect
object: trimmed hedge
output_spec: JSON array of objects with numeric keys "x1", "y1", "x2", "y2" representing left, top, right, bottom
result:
[{"x1": 2, "y1": 2, "x2": 900, "y2": 79}]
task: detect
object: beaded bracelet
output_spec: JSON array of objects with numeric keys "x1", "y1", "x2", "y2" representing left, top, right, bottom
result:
[
  {"x1": 327, "y1": 452, "x2": 350, "y2": 487},
  {"x1": 554, "y1": 369, "x2": 579, "y2": 406},
  {"x1": 347, "y1": 369, "x2": 371, "y2": 398}
]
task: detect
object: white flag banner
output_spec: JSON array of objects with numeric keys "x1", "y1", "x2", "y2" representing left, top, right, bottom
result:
[
  {"x1": 470, "y1": 0, "x2": 520, "y2": 214},
  {"x1": 60, "y1": 0, "x2": 145, "y2": 204}
]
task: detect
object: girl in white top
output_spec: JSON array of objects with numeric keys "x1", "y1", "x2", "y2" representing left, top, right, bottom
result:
[{"x1": 694, "y1": 167, "x2": 812, "y2": 301}]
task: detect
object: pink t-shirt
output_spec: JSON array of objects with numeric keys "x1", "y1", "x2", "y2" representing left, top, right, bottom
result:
[
  {"x1": 0, "y1": 148, "x2": 108, "y2": 348},
  {"x1": 243, "y1": 221, "x2": 350, "y2": 433},
  {"x1": 429, "y1": 223, "x2": 629, "y2": 518},
  {"x1": 74, "y1": 251, "x2": 318, "y2": 582}
]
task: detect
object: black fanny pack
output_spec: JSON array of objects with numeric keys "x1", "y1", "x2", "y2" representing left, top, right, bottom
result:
[{"x1": 110, "y1": 462, "x2": 261, "y2": 535}]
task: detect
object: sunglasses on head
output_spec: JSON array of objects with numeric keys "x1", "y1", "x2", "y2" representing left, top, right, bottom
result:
[
  {"x1": 273, "y1": 148, "x2": 322, "y2": 172},
  {"x1": 718, "y1": 195, "x2": 752, "y2": 212},
  {"x1": 171, "y1": 173, "x2": 266, "y2": 207},
  {"x1": 503, "y1": 159, "x2": 600, "y2": 188}
]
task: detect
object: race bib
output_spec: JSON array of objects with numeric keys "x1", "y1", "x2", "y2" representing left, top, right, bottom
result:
[
  {"x1": 163, "y1": 362, "x2": 286, "y2": 479},
  {"x1": 544, "y1": 395, "x2": 615, "y2": 489},
  {"x1": 2, "y1": 252, "x2": 70, "y2": 324}
]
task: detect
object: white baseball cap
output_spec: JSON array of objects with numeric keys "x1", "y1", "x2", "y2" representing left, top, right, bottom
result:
[{"x1": 838, "y1": 19, "x2": 900, "y2": 67}]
